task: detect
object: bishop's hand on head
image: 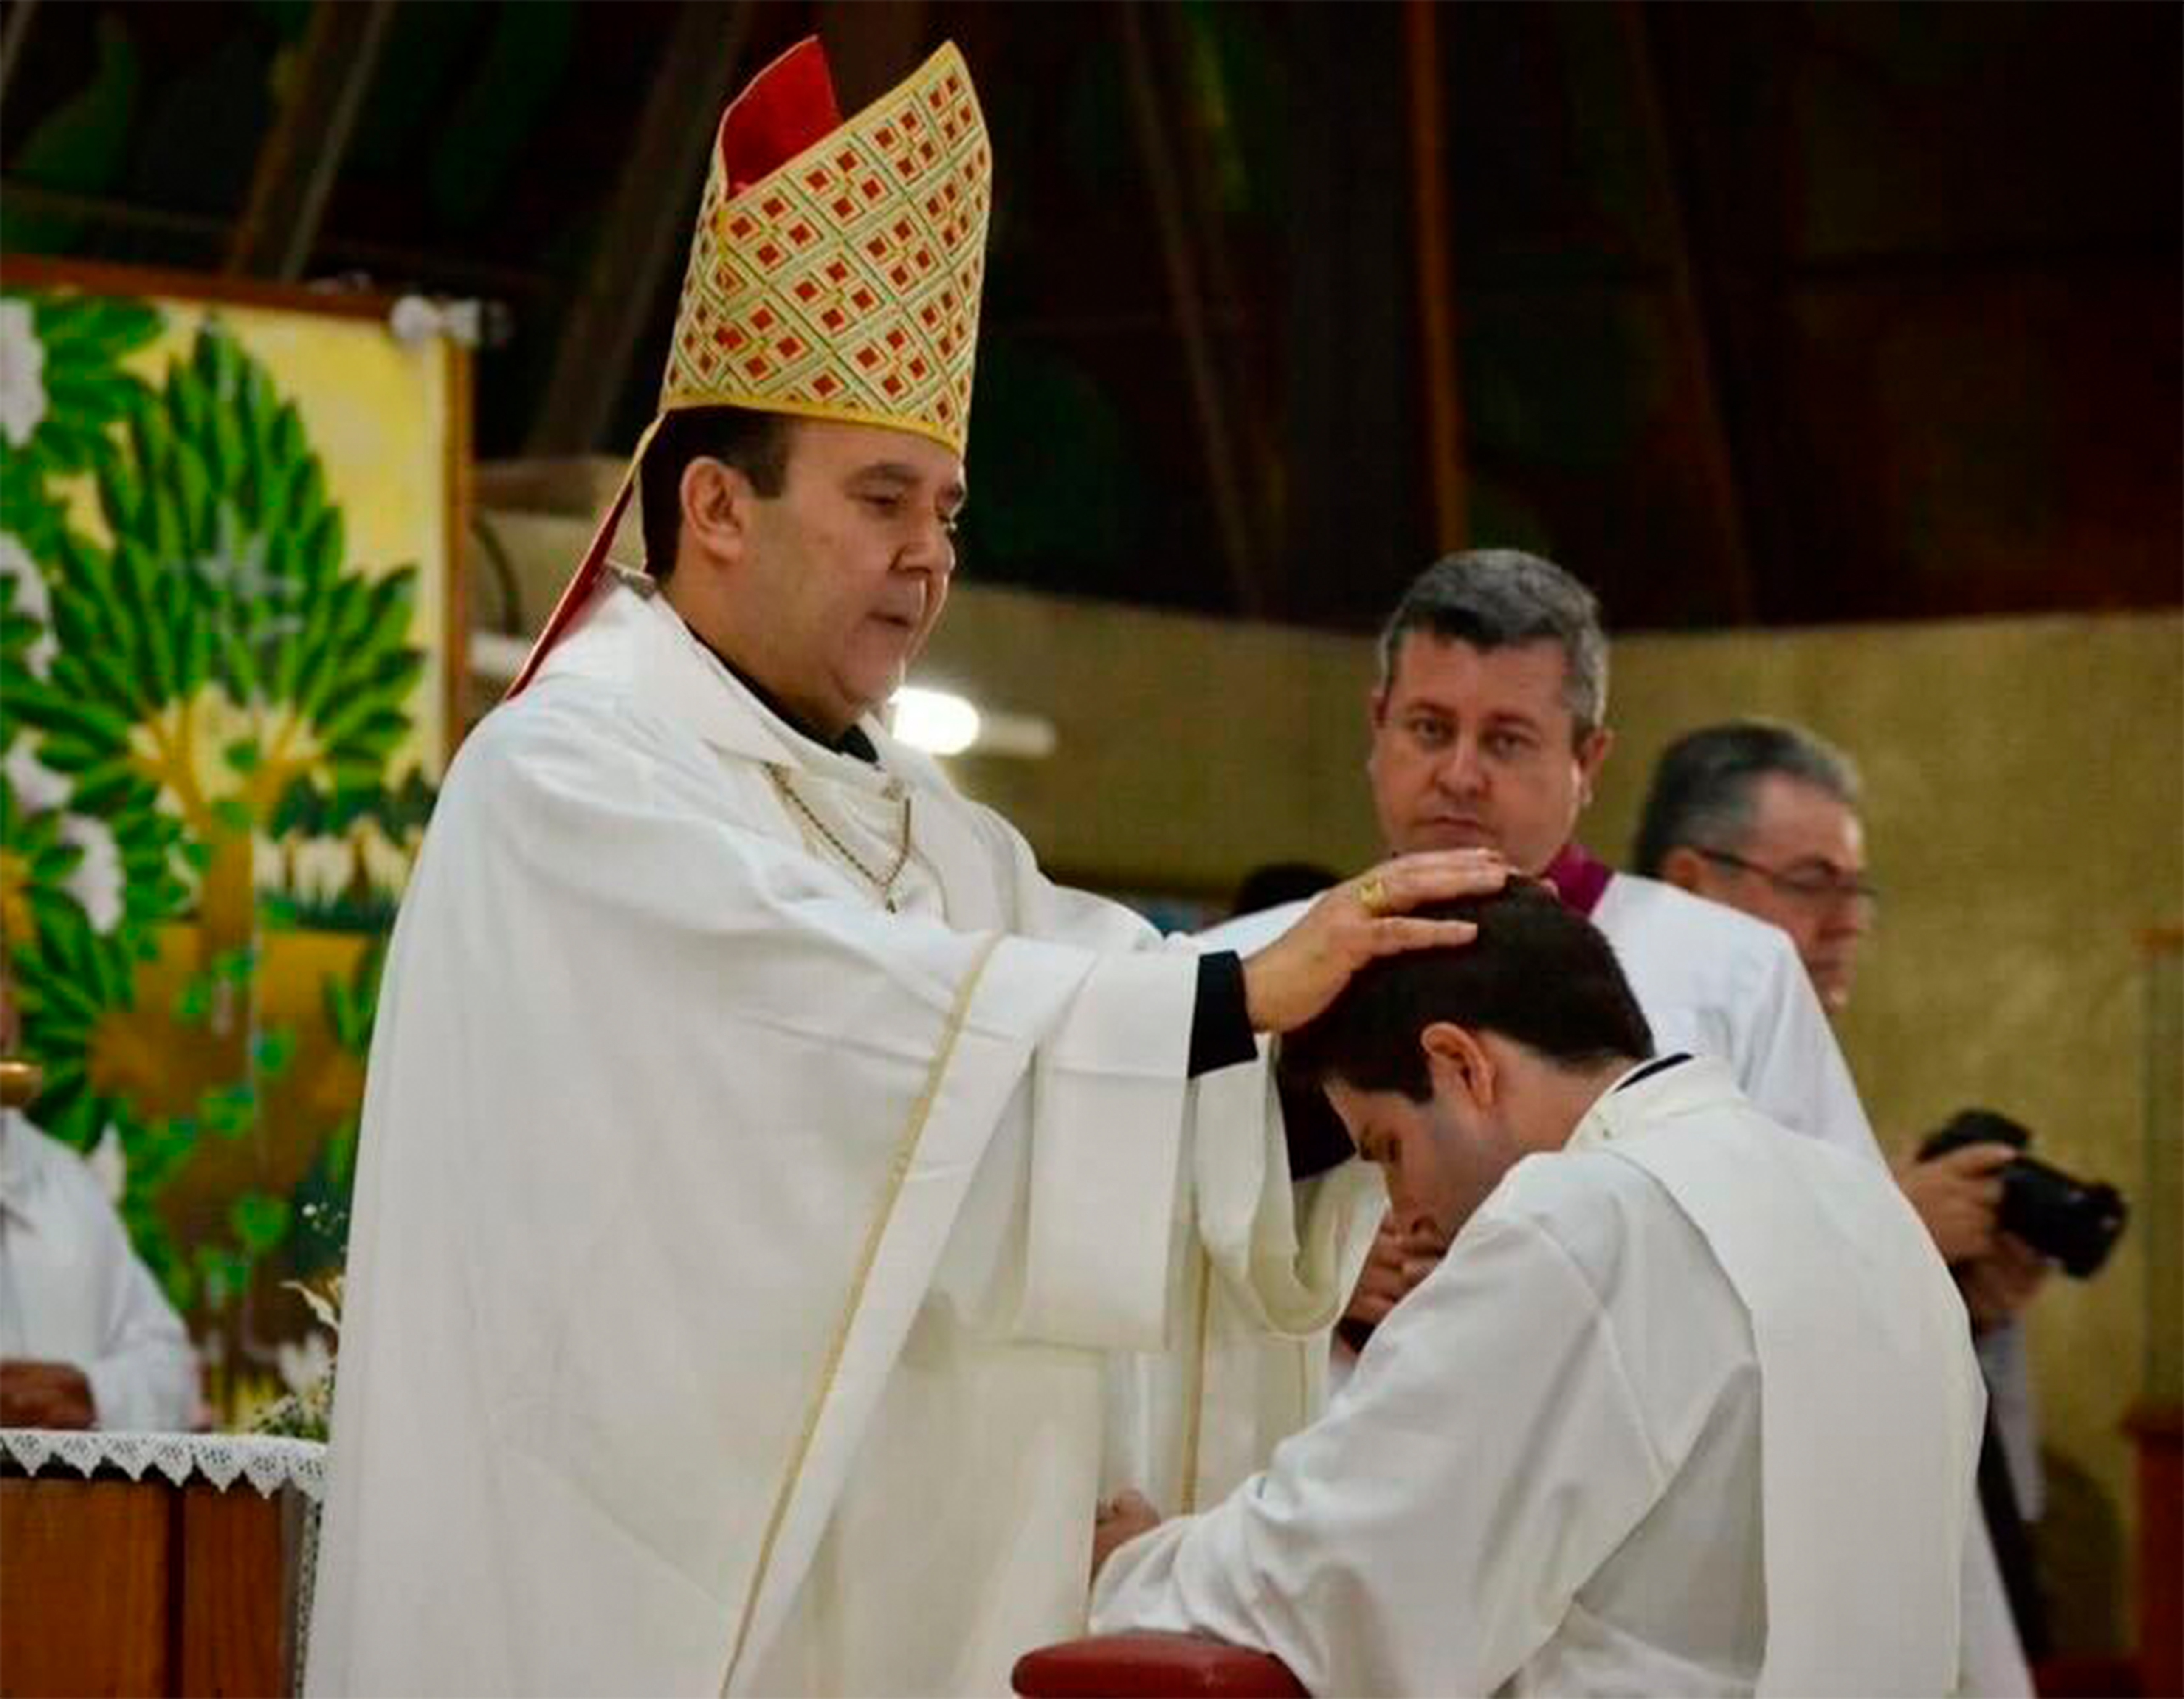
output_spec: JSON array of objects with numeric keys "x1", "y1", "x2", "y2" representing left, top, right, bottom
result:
[{"x1": 1240, "y1": 849, "x2": 1506, "y2": 1035}]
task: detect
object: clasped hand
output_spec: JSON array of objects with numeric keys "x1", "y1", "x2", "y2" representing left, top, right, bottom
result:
[
  {"x1": 0, "y1": 1360, "x2": 96, "y2": 1429},
  {"x1": 1091, "y1": 1490, "x2": 1163, "y2": 1582}
]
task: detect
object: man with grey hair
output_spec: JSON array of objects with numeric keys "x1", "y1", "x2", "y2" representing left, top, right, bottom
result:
[
  {"x1": 1632, "y1": 719, "x2": 2040, "y2": 1277},
  {"x1": 1346, "y1": 551, "x2": 1878, "y2": 1165},
  {"x1": 1632, "y1": 719, "x2": 1871, "y2": 1012}
]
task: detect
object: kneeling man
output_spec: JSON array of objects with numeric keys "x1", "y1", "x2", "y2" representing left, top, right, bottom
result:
[{"x1": 1091, "y1": 883, "x2": 1984, "y2": 1696}]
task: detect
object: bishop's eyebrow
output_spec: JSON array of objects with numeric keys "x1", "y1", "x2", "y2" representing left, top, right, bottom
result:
[{"x1": 854, "y1": 462, "x2": 968, "y2": 511}]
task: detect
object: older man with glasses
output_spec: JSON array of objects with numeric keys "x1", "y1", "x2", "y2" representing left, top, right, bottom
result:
[{"x1": 1632, "y1": 719, "x2": 1880, "y2": 1014}]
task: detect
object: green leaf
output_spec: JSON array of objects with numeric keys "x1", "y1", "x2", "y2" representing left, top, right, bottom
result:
[
  {"x1": 28, "y1": 734, "x2": 106, "y2": 775},
  {"x1": 200, "y1": 1082, "x2": 258, "y2": 1139},
  {"x1": 228, "y1": 1191, "x2": 290, "y2": 1255},
  {"x1": 193, "y1": 1243, "x2": 253, "y2": 1313},
  {"x1": 324, "y1": 1115, "x2": 360, "y2": 1189},
  {"x1": 209, "y1": 402, "x2": 246, "y2": 494},
  {"x1": 167, "y1": 364, "x2": 209, "y2": 445},
  {"x1": 304, "y1": 506, "x2": 345, "y2": 587},
  {"x1": 252, "y1": 1024, "x2": 298, "y2": 1078},
  {"x1": 68, "y1": 762, "x2": 147, "y2": 816},
  {"x1": 171, "y1": 434, "x2": 214, "y2": 553},
  {"x1": 149, "y1": 483, "x2": 186, "y2": 563},
  {"x1": 6, "y1": 689, "x2": 131, "y2": 751},
  {"x1": 174, "y1": 974, "x2": 213, "y2": 1023},
  {"x1": 74, "y1": 642, "x2": 147, "y2": 717},
  {"x1": 192, "y1": 323, "x2": 239, "y2": 398},
  {"x1": 270, "y1": 404, "x2": 305, "y2": 472},
  {"x1": 217, "y1": 626, "x2": 261, "y2": 703},
  {"x1": 99, "y1": 454, "x2": 144, "y2": 542},
  {"x1": 130, "y1": 404, "x2": 173, "y2": 488},
  {"x1": 178, "y1": 609, "x2": 211, "y2": 696},
  {"x1": 270, "y1": 776, "x2": 324, "y2": 835}
]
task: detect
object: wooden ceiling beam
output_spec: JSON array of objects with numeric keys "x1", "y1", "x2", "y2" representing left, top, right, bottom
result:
[
  {"x1": 523, "y1": 0, "x2": 755, "y2": 457},
  {"x1": 224, "y1": 0, "x2": 399, "y2": 282}
]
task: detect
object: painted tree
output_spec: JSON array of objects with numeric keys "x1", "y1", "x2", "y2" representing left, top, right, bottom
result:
[{"x1": 2, "y1": 288, "x2": 435, "y2": 1406}]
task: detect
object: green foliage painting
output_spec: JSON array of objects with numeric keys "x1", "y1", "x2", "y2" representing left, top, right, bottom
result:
[{"x1": 0, "y1": 275, "x2": 455, "y2": 1422}]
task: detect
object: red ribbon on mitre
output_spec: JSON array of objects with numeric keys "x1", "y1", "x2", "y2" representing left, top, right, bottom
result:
[
  {"x1": 504, "y1": 39, "x2": 844, "y2": 700},
  {"x1": 720, "y1": 36, "x2": 842, "y2": 194}
]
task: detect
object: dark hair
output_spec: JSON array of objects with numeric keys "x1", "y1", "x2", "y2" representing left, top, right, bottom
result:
[
  {"x1": 638, "y1": 406, "x2": 795, "y2": 580},
  {"x1": 1281, "y1": 882, "x2": 1652, "y2": 1101},
  {"x1": 1631, "y1": 719, "x2": 1863, "y2": 877},
  {"x1": 1377, "y1": 550, "x2": 1608, "y2": 739},
  {"x1": 1230, "y1": 861, "x2": 1341, "y2": 919}
]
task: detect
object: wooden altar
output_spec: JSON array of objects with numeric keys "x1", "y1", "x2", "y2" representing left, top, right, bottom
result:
[{"x1": 0, "y1": 1456, "x2": 310, "y2": 1697}]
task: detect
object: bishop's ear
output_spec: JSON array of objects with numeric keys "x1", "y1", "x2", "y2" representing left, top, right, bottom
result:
[
  {"x1": 678, "y1": 457, "x2": 757, "y2": 566},
  {"x1": 1419, "y1": 1021, "x2": 1495, "y2": 1109}
]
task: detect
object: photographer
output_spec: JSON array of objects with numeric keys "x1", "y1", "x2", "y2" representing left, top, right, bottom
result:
[{"x1": 1634, "y1": 719, "x2": 2068, "y2": 1674}]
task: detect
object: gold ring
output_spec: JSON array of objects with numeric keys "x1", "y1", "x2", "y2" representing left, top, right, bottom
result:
[{"x1": 1357, "y1": 873, "x2": 1388, "y2": 917}]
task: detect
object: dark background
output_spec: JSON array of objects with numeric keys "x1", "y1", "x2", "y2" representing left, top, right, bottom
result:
[{"x1": 4, "y1": 0, "x2": 2177, "y2": 634}]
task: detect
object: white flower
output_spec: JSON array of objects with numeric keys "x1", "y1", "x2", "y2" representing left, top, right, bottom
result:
[
  {"x1": 285, "y1": 837, "x2": 352, "y2": 904},
  {"x1": 0, "y1": 300, "x2": 47, "y2": 449},
  {"x1": 88, "y1": 1124, "x2": 127, "y2": 1203},
  {"x1": 4, "y1": 739, "x2": 69, "y2": 812},
  {"x1": 276, "y1": 1329, "x2": 335, "y2": 1396},
  {"x1": 58, "y1": 813, "x2": 124, "y2": 931},
  {"x1": 0, "y1": 532, "x2": 56, "y2": 678},
  {"x1": 356, "y1": 818, "x2": 411, "y2": 893}
]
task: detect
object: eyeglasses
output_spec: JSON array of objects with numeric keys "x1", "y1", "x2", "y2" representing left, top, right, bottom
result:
[{"x1": 1694, "y1": 847, "x2": 1881, "y2": 911}]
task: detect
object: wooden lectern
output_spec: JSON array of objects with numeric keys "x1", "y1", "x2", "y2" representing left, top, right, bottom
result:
[{"x1": 0, "y1": 1461, "x2": 308, "y2": 1697}]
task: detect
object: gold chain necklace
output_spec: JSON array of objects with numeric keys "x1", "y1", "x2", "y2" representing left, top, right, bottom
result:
[{"x1": 768, "y1": 767, "x2": 914, "y2": 912}]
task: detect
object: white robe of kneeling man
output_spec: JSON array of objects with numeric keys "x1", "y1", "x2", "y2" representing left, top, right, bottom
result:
[{"x1": 1093, "y1": 1055, "x2": 1985, "y2": 1698}]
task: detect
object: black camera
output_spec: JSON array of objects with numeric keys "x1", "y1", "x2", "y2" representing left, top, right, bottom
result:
[{"x1": 1918, "y1": 1109, "x2": 2127, "y2": 1279}]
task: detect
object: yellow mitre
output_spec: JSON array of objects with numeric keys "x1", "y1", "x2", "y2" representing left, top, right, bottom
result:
[
  {"x1": 510, "y1": 37, "x2": 991, "y2": 694},
  {"x1": 665, "y1": 37, "x2": 989, "y2": 454}
]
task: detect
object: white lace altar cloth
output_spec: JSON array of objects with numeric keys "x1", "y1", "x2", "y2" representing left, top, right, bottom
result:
[{"x1": 0, "y1": 1426, "x2": 326, "y2": 1501}]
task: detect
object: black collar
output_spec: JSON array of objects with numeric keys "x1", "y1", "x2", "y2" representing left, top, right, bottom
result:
[
  {"x1": 693, "y1": 635, "x2": 879, "y2": 765},
  {"x1": 1614, "y1": 1053, "x2": 1693, "y2": 1094}
]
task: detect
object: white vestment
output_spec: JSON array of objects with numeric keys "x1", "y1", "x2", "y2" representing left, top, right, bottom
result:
[
  {"x1": 1589, "y1": 871, "x2": 1878, "y2": 1160},
  {"x1": 0, "y1": 1110, "x2": 199, "y2": 1431},
  {"x1": 1092, "y1": 1058, "x2": 1985, "y2": 1698},
  {"x1": 1596, "y1": 873, "x2": 2032, "y2": 1696},
  {"x1": 304, "y1": 576, "x2": 1375, "y2": 1698}
]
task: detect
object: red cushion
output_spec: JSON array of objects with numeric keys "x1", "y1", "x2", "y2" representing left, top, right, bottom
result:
[{"x1": 1012, "y1": 1631, "x2": 1308, "y2": 1698}]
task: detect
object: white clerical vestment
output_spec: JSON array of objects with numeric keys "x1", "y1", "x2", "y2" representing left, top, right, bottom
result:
[
  {"x1": 1588, "y1": 871, "x2": 1878, "y2": 1160},
  {"x1": 304, "y1": 575, "x2": 1376, "y2": 1698},
  {"x1": 0, "y1": 1110, "x2": 199, "y2": 1431},
  {"x1": 1595, "y1": 872, "x2": 2032, "y2": 1696},
  {"x1": 1092, "y1": 1057, "x2": 1986, "y2": 1697}
]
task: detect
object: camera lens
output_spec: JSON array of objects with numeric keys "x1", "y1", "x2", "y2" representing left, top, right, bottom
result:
[{"x1": 1997, "y1": 1157, "x2": 2128, "y2": 1279}]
